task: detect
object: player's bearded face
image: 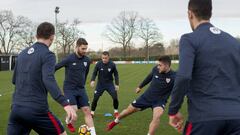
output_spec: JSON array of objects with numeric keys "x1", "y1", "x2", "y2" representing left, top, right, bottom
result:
[
  {"x1": 102, "y1": 55, "x2": 110, "y2": 64},
  {"x1": 158, "y1": 62, "x2": 169, "y2": 73},
  {"x1": 76, "y1": 45, "x2": 88, "y2": 56}
]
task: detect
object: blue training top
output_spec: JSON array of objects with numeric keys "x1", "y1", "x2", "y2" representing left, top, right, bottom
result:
[
  {"x1": 12, "y1": 42, "x2": 69, "y2": 111},
  {"x1": 139, "y1": 66, "x2": 176, "y2": 102},
  {"x1": 91, "y1": 60, "x2": 119, "y2": 86},
  {"x1": 168, "y1": 23, "x2": 240, "y2": 122},
  {"x1": 55, "y1": 53, "x2": 90, "y2": 91}
]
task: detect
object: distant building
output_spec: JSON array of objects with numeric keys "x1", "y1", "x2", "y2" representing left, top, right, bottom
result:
[{"x1": 0, "y1": 55, "x2": 17, "y2": 71}]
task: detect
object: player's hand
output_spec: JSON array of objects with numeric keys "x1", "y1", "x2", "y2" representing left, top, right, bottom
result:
[
  {"x1": 169, "y1": 112, "x2": 184, "y2": 133},
  {"x1": 90, "y1": 81, "x2": 95, "y2": 88},
  {"x1": 115, "y1": 85, "x2": 119, "y2": 91},
  {"x1": 135, "y1": 87, "x2": 141, "y2": 94},
  {"x1": 64, "y1": 105, "x2": 77, "y2": 124}
]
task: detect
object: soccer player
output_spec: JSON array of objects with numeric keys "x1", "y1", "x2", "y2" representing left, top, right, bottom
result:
[
  {"x1": 90, "y1": 51, "x2": 120, "y2": 117},
  {"x1": 168, "y1": 0, "x2": 240, "y2": 134},
  {"x1": 55, "y1": 38, "x2": 96, "y2": 135},
  {"x1": 107, "y1": 56, "x2": 176, "y2": 135},
  {"x1": 7, "y1": 22, "x2": 77, "y2": 135}
]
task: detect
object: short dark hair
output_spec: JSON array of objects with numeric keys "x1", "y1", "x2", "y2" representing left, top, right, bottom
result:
[
  {"x1": 76, "y1": 38, "x2": 88, "y2": 47},
  {"x1": 158, "y1": 55, "x2": 171, "y2": 66},
  {"x1": 102, "y1": 51, "x2": 109, "y2": 56},
  {"x1": 188, "y1": 0, "x2": 212, "y2": 20},
  {"x1": 36, "y1": 22, "x2": 55, "y2": 39}
]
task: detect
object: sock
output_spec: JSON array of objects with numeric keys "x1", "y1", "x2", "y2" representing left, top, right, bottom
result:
[
  {"x1": 114, "y1": 109, "x2": 118, "y2": 113},
  {"x1": 91, "y1": 111, "x2": 95, "y2": 115},
  {"x1": 89, "y1": 127, "x2": 96, "y2": 135},
  {"x1": 114, "y1": 118, "x2": 119, "y2": 123}
]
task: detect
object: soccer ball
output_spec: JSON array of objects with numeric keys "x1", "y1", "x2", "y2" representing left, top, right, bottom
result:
[{"x1": 78, "y1": 125, "x2": 91, "y2": 135}]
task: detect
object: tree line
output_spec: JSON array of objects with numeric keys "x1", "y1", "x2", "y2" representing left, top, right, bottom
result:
[{"x1": 1, "y1": 10, "x2": 239, "y2": 61}]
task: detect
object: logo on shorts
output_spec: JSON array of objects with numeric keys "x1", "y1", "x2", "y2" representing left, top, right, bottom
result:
[
  {"x1": 166, "y1": 78, "x2": 171, "y2": 83},
  {"x1": 67, "y1": 99, "x2": 70, "y2": 103},
  {"x1": 155, "y1": 75, "x2": 159, "y2": 78},
  {"x1": 83, "y1": 62, "x2": 87, "y2": 67},
  {"x1": 72, "y1": 63, "x2": 76, "y2": 66},
  {"x1": 210, "y1": 27, "x2": 221, "y2": 34},
  {"x1": 108, "y1": 68, "x2": 111, "y2": 72},
  {"x1": 132, "y1": 100, "x2": 136, "y2": 104},
  {"x1": 27, "y1": 47, "x2": 34, "y2": 54}
]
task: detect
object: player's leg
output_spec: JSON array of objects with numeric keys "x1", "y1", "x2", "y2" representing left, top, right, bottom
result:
[
  {"x1": 7, "y1": 106, "x2": 31, "y2": 135},
  {"x1": 91, "y1": 88, "x2": 104, "y2": 117},
  {"x1": 7, "y1": 107, "x2": 31, "y2": 135},
  {"x1": 148, "y1": 107, "x2": 164, "y2": 135},
  {"x1": 117, "y1": 104, "x2": 140, "y2": 120},
  {"x1": 64, "y1": 91, "x2": 78, "y2": 133},
  {"x1": 106, "y1": 104, "x2": 140, "y2": 131},
  {"x1": 223, "y1": 119, "x2": 240, "y2": 135},
  {"x1": 183, "y1": 120, "x2": 225, "y2": 135},
  {"x1": 79, "y1": 89, "x2": 97, "y2": 135},
  {"x1": 32, "y1": 111, "x2": 66, "y2": 135},
  {"x1": 106, "y1": 84, "x2": 119, "y2": 117}
]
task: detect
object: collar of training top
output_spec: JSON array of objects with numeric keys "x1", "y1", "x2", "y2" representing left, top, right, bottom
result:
[
  {"x1": 195, "y1": 22, "x2": 212, "y2": 31},
  {"x1": 36, "y1": 42, "x2": 49, "y2": 48}
]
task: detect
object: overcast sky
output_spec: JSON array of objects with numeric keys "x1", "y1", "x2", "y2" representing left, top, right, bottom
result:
[{"x1": 0, "y1": 0, "x2": 240, "y2": 50}]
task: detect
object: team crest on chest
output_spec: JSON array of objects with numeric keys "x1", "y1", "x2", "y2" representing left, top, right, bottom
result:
[
  {"x1": 155, "y1": 75, "x2": 159, "y2": 79},
  {"x1": 72, "y1": 63, "x2": 76, "y2": 65},
  {"x1": 83, "y1": 62, "x2": 87, "y2": 67},
  {"x1": 166, "y1": 78, "x2": 171, "y2": 83},
  {"x1": 108, "y1": 68, "x2": 111, "y2": 72},
  {"x1": 101, "y1": 68, "x2": 104, "y2": 71}
]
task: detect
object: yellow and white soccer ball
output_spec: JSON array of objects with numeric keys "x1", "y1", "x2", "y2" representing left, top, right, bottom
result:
[{"x1": 78, "y1": 125, "x2": 91, "y2": 135}]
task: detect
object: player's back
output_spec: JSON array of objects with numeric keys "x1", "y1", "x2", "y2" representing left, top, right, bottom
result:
[
  {"x1": 186, "y1": 22, "x2": 240, "y2": 122},
  {"x1": 12, "y1": 42, "x2": 51, "y2": 111}
]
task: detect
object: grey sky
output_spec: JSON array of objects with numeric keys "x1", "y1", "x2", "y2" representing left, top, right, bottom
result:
[
  {"x1": 1, "y1": 0, "x2": 240, "y2": 22},
  {"x1": 0, "y1": 0, "x2": 240, "y2": 50}
]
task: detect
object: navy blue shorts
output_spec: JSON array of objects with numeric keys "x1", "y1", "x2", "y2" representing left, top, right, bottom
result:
[
  {"x1": 131, "y1": 95, "x2": 166, "y2": 111},
  {"x1": 183, "y1": 120, "x2": 240, "y2": 135},
  {"x1": 94, "y1": 83, "x2": 118, "y2": 99},
  {"x1": 64, "y1": 89, "x2": 89, "y2": 109},
  {"x1": 7, "y1": 105, "x2": 64, "y2": 135}
]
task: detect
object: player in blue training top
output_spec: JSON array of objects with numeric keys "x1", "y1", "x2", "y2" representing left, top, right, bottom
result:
[
  {"x1": 107, "y1": 56, "x2": 176, "y2": 135},
  {"x1": 7, "y1": 22, "x2": 77, "y2": 135},
  {"x1": 90, "y1": 51, "x2": 120, "y2": 118},
  {"x1": 168, "y1": 0, "x2": 240, "y2": 135},
  {"x1": 55, "y1": 38, "x2": 96, "y2": 135}
]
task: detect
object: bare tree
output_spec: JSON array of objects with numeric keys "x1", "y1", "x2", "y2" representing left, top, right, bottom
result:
[
  {"x1": 0, "y1": 10, "x2": 31, "y2": 54},
  {"x1": 138, "y1": 17, "x2": 162, "y2": 61},
  {"x1": 56, "y1": 19, "x2": 84, "y2": 56},
  {"x1": 165, "y1": 39, "x2": 179, "y2": 55},
  {"x1": 104, "y1": 11, "x2": 138, "y2": 58},
  {"x1": 13, "y1": 22, "x2": 36, "y2": 53}
]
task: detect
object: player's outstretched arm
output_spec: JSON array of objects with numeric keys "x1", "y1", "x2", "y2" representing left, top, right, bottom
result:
[
  {"x1": 138, "y1": 69, "x2": 154, "y2": 89},
  {"x1": 42, "y1": 52, "x2": 69, "y2": 107},
  {"x1": 168, "y1": 35, "x2": 194, "y2": 116},
  {"x1": 91, "y1": 62, "x2": 98, "y2": 80},
  {"x1": 113, "y1": 64, "x2": 119, "y2": 86},
  {"x1": 55, "y1": 56, "x2": 68, "y2": 71},
  {"x1": 12, "y1": 61, "x2": 18, "y2": 85}
]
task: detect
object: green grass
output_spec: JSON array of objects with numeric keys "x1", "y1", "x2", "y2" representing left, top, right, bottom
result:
[{"x1": 0, "y1": 64, "x2": 187, "y2": 135}]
